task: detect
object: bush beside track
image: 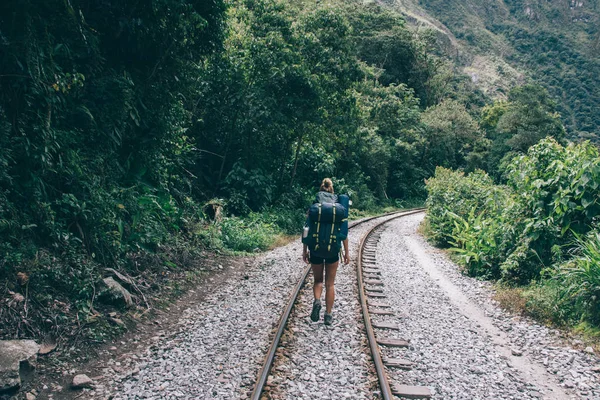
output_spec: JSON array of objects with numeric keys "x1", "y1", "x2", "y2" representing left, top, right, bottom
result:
[{"x1": 425, "y1": 138, "x2": 600, "y2": 332}]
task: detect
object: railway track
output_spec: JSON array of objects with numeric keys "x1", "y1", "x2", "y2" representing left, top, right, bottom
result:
[{"x1": 250, "y1": 209, "x2": 431, "y2": 400}]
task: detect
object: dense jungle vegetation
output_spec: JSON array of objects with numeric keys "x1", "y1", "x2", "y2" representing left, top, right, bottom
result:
[
  {"x1": 1, "y1": 0, "x2": 596, "y2": 344},
  {"x1": 403, "y1": 0, "x2": 600, "y2": 334},
  {"x1": 426, "y1": 138, "x2": 600, "y2": 330},
  {"x1": 406, "y1": 0, "x2": 600, "y2": 141},
  {"x1": 0, "y1": 0, "x2": 494, "y2": 342}
]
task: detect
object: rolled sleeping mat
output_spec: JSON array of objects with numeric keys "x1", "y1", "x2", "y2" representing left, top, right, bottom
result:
[
  {"x1": 308, "y1": 202, "x2": 346, "y2": 224},
  {"x1": 337, "y1": 194, "x2": 350, "y2": 240}
]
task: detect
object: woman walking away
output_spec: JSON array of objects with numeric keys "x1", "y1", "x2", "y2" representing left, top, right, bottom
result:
[{"x1": 302, "y1": 178, "x2": 350, "y2": 325}]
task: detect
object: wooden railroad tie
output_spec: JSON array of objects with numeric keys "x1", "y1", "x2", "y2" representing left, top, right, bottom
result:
[
  {"x1": 384, "y1": 358, "x2": 413, "y2": 370},
  {"x1": 367, "y1": 301, "x2": 390, "y2": 308},
  {"x1": 363, "y1": 268, "x2": 380, "y2": 274},
  {"x1": 371, "y1": 321, "x2": 399, "y2": 330},
  {"x1": 362, "y1": 263, "x2": 378, "y2": 268},
  {"x1": 391, "y1": 384, "x2": 432, "y2": 399},
  {"x1": 369, "y1": 309, "x2": 395, "y2": 316},
  {"x1": 376, "y1": 337, "x2": 409, "y2": 348}
]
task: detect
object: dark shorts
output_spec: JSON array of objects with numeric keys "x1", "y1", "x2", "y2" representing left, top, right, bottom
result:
[{"x1": 309, "y1": 253, "x2": 339, "y2": 265}]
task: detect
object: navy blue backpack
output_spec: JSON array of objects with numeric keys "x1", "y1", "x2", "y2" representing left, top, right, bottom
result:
[{"x1": 302, "y1": 192, "x2": 349, "y2": 257}]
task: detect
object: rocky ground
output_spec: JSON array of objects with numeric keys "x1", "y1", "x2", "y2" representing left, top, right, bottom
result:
[
  {"x1": 7, "y1": 211, "x2": 600, "y2": 399},
  {"x1": 376, "y1": 213, "x2": 600, "y2": 400},
  {"x1": 27, "y1": 215, "x2": 392, "y2": 400},
  {"x1": 264, "y1": 219, "x2": 382, "y2": 400}
]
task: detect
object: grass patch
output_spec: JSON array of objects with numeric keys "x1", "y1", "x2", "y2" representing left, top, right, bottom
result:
[
  {"x1": 572, "y1": 323, "x2": 600, "y2": 349},
  {"x1": 269, "y1": 234, "x2": 298, "y2": 250},
  {"x1": 492, "y1": 280, "x2": 600, "y2": 348},
  {"x1": 493, "y1": 285, "x2": 527, "y2": 315},
  {"x1": 220, "y1": 215, "x2": 278, "y2": 253}
]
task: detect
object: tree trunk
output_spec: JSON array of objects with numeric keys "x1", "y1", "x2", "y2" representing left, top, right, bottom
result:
[
  {"x1": 289, "y1": 133, "x2": 304, "y2": 188},
  {"x1": 278, "y1": 137, "x2": 292, "y2": 184},
  {"x1": 214, "y1": 104, "x2": 243, "y2": 194},
  {"x1": 214, "y1": 134, "x2": 233, "y2": 197}
]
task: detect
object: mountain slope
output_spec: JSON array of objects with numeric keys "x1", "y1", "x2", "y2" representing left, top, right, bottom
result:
[{"x1": 392, "y1": 0, "x2": 600, "y2": 140}]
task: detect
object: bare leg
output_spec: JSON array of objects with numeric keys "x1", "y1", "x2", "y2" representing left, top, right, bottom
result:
[
  {"x1": 312, "y1": 263, "x2": 324, "y2": 301},
  {"x1": 324, "y1": 261, "x2": 339, "y2": 313}
]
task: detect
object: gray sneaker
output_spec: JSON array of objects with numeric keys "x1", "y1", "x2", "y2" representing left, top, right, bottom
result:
[
  {"x1": 324, "y1": 312, "x2": 333, "y2": 325},
  {"x1": 310, "y1": 299, "x2": 322, "y2": 322}
]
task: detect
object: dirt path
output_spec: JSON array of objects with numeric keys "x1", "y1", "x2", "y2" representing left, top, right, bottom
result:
[{"x1": 377, "y1": 213, "x2": 597, "y2": 399}]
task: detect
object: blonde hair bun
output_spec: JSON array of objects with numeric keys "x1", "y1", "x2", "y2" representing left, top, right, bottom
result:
[{"x1": 320, "y1": 178, "x2": 334, "y2": 193}]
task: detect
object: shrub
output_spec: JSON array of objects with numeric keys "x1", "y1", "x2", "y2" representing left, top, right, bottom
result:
[
  {"x1": 556, "y1": 230, "x2": 600, "y2": 324},
  {"x1": 219, "y1": 214, "x2": 278, "y2": 253},
  {"x1": 425, "y1": 167, "x2": 508, "y2": 246},
  {"x1": 523, "y1": 279, "x2": 575, "y2": 326},
  {"x1": 447, "y1": 209, "x2": 504, "y2": 278},
  {"x1": 426, "y1": 139, "x2": 600, "y2": 284},
  {"x1": 426, "y1": 139, "x2": 600, "y2": 329},
  {"x1": 501, "y1": 138, "x2": 600, "y2": 281},
  {"x1": 261, "y1": 208, "x2": 306, "y2": 236}
]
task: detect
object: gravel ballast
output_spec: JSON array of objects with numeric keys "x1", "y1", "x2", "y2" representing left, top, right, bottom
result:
[
  {"x1": 60, "y1": 211, "x2": 600, "y2": 399},
  {"x1": 376, "y1": 213, "x2": 599, "y2": 400},
  {"x1": 265, "y1": 218, "x2": 383, "y2": 400},
  {"x1": 82, "y1": 215, "x2": 393, "y2": 399}
]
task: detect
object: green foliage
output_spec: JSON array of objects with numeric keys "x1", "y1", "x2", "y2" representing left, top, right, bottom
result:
[
  {"x1": 219, "y1": 215, "x2": 278, "y2": 252},
  {"x1": 447, "y1": 210, "x2": 502, "y2": 279},
  {"x1": 522, "y1": 279, "x2": 575, "y2": 326},
  {"x1": 426, "y1": 139, "x2": 600, "y2": 327},
  {"x1": 412, "y1": 0, "x2": 600, "y2": 139},
  {"x1": 507, "y1": 139, "x2": 600, "y2": 239},
  {"x1": 556, "y1": 231, "x2": 600, "y2": 325},
  {"x1": 422, "y1": 99, "x2": 488, "y2": 171},
  {"x1": 483, "y1": 85, "x2": 566, "y2": 179},
  {"x1": 425, "y1": 167, "x2": 508, "y2": 246}
]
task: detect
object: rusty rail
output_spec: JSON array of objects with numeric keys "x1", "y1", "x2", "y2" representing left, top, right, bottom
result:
[{"x1": 250, "y1": 208, "x2": 425, "y2": 400}]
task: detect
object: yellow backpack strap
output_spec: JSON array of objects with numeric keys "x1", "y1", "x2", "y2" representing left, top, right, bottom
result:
[
  {"x1": 315, "y1": 204, "x2": 322, "y2": 250},
  {"x1": 328, "y1": 205, "x2": 336, "y2": 252}
]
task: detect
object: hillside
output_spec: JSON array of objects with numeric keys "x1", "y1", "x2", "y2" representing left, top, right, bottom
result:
[
  {"x1": 393, "y1": 0, "x2": 600, "y2": 140},
  {"x1": 1, "y1": 0, "x2": 498, "y2": 346}
]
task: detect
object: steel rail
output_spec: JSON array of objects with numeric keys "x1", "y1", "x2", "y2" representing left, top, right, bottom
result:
[
  {"x1": 356, "y1": 209, "x2": 425, "y2": 400},
  {"x1": 250, "y1": 208, "x2": 425, "y2": 400}
]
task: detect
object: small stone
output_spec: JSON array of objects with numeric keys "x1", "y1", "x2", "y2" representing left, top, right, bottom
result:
[
  {"x1": 470, "y1": 366, "x2": 486, "y2": 375},
  {"x1": 578, "y1": 382, "x2": 591, "y2": 390},
  {"x1": 511, "y1": 348, "x2": 523, "y2": 356},
  {"x1": 26, "y1": 393, "x2": 36, "y2": 400},
  {"x1": 563, "y1": 380, "x2": 575, "y2": 389},
  {"x1": 71, "y1": 374, "x2": 94, "y2": 389},
  {"x1": 585, "y1": 346, "x2": 594, "y2": 354}
]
